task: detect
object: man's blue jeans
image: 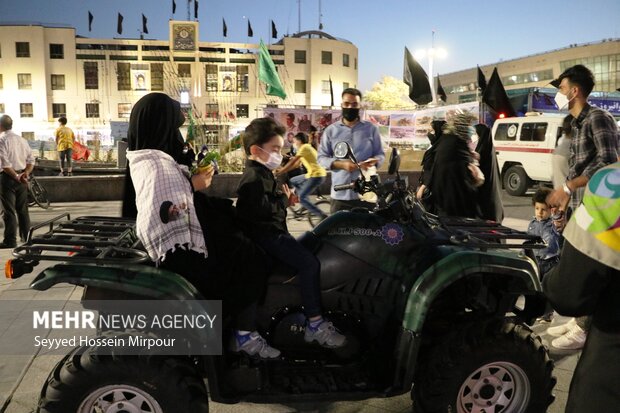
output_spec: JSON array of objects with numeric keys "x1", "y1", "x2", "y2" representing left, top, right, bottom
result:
[{"x1": 290, "y1": 175, "x2": 326, "y2": 217}]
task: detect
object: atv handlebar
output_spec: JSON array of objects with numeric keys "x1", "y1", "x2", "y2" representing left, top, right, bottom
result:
[{"x1": 334, "y1": 182, "x2": 356, "y2": 191}]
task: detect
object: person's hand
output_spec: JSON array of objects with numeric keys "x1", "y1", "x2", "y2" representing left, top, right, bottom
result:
[
  {"x1": 282, "y1": 184, "x2": 298, "y2": 206},
  {"x1": 547, "y1": 188, "x2": 569, "y2": 209},
  {"x1": 18, "y1": 173, "x2": 29, "y2": 184},
  {"x1": 416, "y1": 184, "x2": 426, "y2": 200},
  {"x1": 551, "y1": 209, "x2": 567, "y2": 233},
  {"x1": 359, "y1": 158, "x2": 378, "y2": 171},
  {"x1": 191, "y1": 165, "x2": 215, "y2": 191},
  {"x1": 334, "y1": 159, "x2": 357, "y2": 172}
]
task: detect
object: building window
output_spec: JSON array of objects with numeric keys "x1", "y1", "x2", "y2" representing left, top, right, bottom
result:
[
  {"x1": 321, "y1": 51, "x2": 332, "y2": 65},
  {"x1": 0, "y1": 74, "x2": 3, "y2": 89},
  {"x1": 502, "y1": 69, "x2": 554, "y2": 86},
  {"x1": 51, "y1": 74, "x2": 65, "y2": 90},
  {"x1": 355, "y1": 58, "x2": 357, "y2": 70},
  {"x1": 343, "y1": 53, "x2": 350, "y2": 67},
  {"x1": 52, "y1": 103, "x2": 66, "y2": 118},
  {"x1": 343, "y1": 82, "x2": 350, "y2": 90},
  {"x1": 116, "y1": 62, "x2": 131, "y2": 91},
  {"x1": 20, "y1": 103, "x2": 33, "y2": 118},
  {"x1": 321, "y1": 80, "x2": 330, "y2": 94},
  {"x1": 49, "y1": 43, "x2": 64, "y2": 59},
  {"x1": 294, "y1": 80, "x2": 306, "y2": 93},
  {"x1": 205, "y1": 103, "x2": 219, "y2": 119},
  {"x1": 22, "y1": 132, "x2": 35, "y2": 140},
  {"x1": 149, "y1": 63, "x2": 163, "y2": 91},
  {"x1": 84, "y1": 62, "x2": 98, "y2": 89},
  {"x1": 294, "y1": 50, "x2": 306, "y2": 64},
  {"x1": 85, "y1": 103, "x2": 100, "y2": 118},
  {"x1": 118, "y1": 103, "x2": 132, "y2": 118},
  {"x1": 205, "y1": 65, "x2": 218, "y2": 92},
  {"x1": 17, "y1": 73, "x2": 32, "y2": 89},
  {"x1": 178, "y1": 64, "x2": 191, "y2": 78},
  {"x1": 236, "y1": 65, "x2": 249, "y2": 92},
  {"x1": 560, "y1": 54, "x2": 620, "y2": 92},
  {"x1": 16, "y1": 42, "x2": 30, "y2": 58},
  {"x1": 0, "y1": 104, "x2": 5, "y2": 113},
  {"x1": 236, "y1": 104, "x2": 249, "y2": 118}
]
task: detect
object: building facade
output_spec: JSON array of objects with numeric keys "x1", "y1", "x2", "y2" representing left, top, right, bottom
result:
[
  {"x1": 439, "y1": 39, "x2": 620, "y2": 104},
  {"x1": 0, "y1": 22, "x2": 358, "y2": 145}
]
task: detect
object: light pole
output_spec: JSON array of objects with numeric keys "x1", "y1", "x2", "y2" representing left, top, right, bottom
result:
[{"x1": 414, "y1": 31, "x2": 447, "y2": 105}]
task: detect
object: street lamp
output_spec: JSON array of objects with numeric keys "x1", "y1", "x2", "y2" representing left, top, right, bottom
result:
[{"x1": 414, "y1": 32, "x2": 447, "y2": 105}]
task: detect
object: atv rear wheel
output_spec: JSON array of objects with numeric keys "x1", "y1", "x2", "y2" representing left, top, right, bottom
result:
[
  {"x1": 37, "y1": 345, "x2": 208, "y2": 413},
  {"x1": 412, "y1": 322, "x2": 555, "y2": 413}
]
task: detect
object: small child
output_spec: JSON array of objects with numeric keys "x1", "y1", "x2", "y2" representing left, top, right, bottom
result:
[
  {"x1": 528, "y1": 187, "x2": 561, "y2": 323},
  {"x1": 528, "y1": 187, "x2": 561, "y2": 278},
  {"x1": 234, "y1": 117, "x2": 346, "y2": 357}
]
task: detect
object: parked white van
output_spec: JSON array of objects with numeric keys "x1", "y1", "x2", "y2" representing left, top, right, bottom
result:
[{"x1": 491, "y1": 113, "x2": 566, "y2": 196}]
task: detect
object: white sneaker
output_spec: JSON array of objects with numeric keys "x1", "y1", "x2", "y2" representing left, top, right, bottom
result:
[
  {"x1": 551, "y1": 324, "x2": 587, "y2": 350},
  {"x1": 547, "y1": 318, "x2": 577, "y2": 337}
]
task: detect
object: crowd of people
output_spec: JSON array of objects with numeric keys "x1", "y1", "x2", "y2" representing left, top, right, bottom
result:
[{"x1": 1, "y1": 62, "x2": 613, "y2": 409}]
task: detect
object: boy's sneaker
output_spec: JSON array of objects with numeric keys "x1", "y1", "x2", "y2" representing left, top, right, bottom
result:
[
  {"x1": 551, "y1": 324, "x2": 587, "y2": 350},
  {"x1": 304, "y1": 319, "x2": 346, "y2": 348},
  {"x1": 232, "y1": 331, "x2": 281, "y2": 359},
  {"x1": 547, "y1": 318, "x2": 577, "y2": 337}
]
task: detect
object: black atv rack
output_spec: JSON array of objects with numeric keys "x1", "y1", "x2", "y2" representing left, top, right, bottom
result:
[
  {"x1": 12, "y1": 214, "x2": 149, "y2": 265},
  {"x1": 436, "y1": 216, "x2": 545, "y2": 250}
]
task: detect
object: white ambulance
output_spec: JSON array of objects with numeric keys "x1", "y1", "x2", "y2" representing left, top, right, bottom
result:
[{"x1": 491, "y1": 113, "x2": 566, "y2": 196}]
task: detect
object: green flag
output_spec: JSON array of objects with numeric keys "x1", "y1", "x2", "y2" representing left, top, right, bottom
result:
[{"x1": 258, "y1": 40, "x2": 287, "y2": 99}]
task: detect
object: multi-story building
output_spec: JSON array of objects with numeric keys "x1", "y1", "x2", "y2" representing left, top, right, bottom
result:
[
  {"x1": 0, "y1": 21, "x2": 358, "y2": 145},
  {"x1": 439, "y1": 39, "x2": 620, "y2": 104}
]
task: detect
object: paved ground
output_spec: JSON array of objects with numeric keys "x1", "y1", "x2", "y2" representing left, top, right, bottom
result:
[{"x1": 0, "y1": 197, "x2": 579, "y2": 413}]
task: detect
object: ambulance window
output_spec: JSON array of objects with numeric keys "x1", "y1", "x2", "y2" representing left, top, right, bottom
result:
[
  {"x1": 494, "y1": 123, "x2": 518, "y2": 141},
  {"x1": 520, "y1": 122, "x2": 547, "y2": 142}
]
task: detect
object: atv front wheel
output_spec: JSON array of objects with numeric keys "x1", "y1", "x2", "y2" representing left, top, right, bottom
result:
[
  {"x1": 37, "y1": 345, "x2": 208, "y2": 413},
  {"x1": 412, "y1": 322, "x2": 555, "y2": 413}
]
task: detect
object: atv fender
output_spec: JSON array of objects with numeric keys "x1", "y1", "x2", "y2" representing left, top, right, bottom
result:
[
  {"x1": 30, "y1": 263, "x2": 203, "y2": 300},
  {"x1": 403, "y1": 250, "x2": 543, "y2": 332},
  {"x1": 392, "y1": 250, "x2": 544, "y2": 391}
]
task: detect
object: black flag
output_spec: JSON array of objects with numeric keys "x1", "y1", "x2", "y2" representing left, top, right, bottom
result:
[
  {"x1": 88, "y1": 11, "x2": 93, "y2": 32},
  {"x1": 172, "y1": 0, "x2": 176, "y2": 14},
  {"x1": 117, "y1": 13, "x2": 123, "y2": 35},
  {"x1": 247, "y1": 20, "x2": 253, "y2": 37},
  {"x1": 436, "y1": 75, "x2": 447, "y2": 103},
  {"x1": 271, "y1": 20, "x2": 278, "y2": 38},
  {"x1": 482, "y1": 67, "x2": 516, "y2": 117},
  {"x1": 477, "y1": 65, "x2": 487, "y2": 92},
  {"x1": 222, "y1": 18, "x2": 227, "y2": 37},
  {"x1": 142, "y1": 14, "x2": 148, "y2": 34},
  {"x1": 329, "y1": 76, "x2": 334, "y2": 107},
  {"x1": 403, "y1": 47, "x2": 432, "y2": 105},
  {"x1": 194, "y1": 0, "x2": 199, "y2": 19}
]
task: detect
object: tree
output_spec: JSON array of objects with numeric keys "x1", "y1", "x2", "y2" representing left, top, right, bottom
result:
[{"x1": 364, "y1": 76, "x2": 416, "y2": 110}]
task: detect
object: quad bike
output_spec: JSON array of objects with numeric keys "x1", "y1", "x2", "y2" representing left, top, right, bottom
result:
[{"x1": 7, "y1": 143, "x2": 555, "y2": 413}]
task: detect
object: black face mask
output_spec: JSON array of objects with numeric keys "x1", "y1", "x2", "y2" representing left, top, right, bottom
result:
[{"x1": 342, "y1": 107, "x2": 360, "y2": 122}]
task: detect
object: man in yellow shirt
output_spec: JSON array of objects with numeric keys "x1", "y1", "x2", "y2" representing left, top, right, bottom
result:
[
  {"x1": 55, "y1": 117, "x2": 75, "y2": 176},
  {"x1": 277, "y1": 132, "x2": 327, "y2": 219}
]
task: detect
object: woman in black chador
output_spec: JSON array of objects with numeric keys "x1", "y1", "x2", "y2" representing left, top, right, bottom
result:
[
  {"x1": 474, "y1": 123, "x2": 504, "y2": 222},
  {"x1": 430, "y1": 113, "x2": 480, "y2": 218}
]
